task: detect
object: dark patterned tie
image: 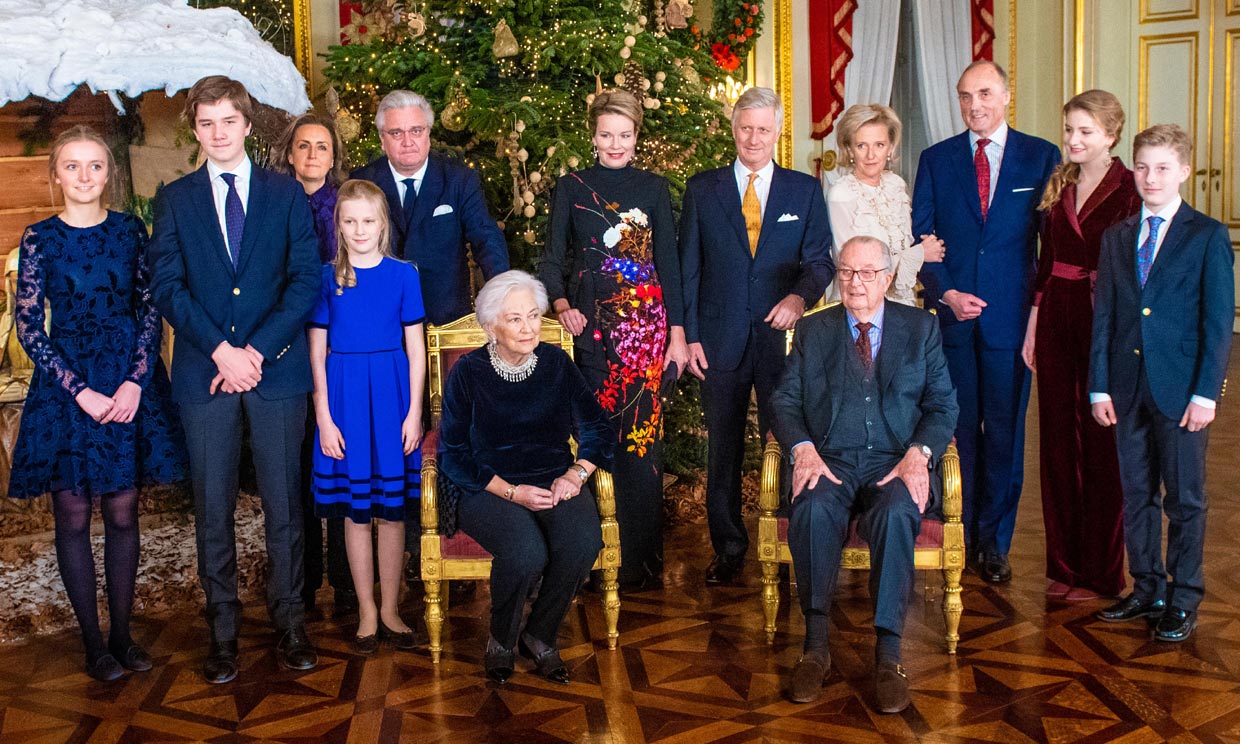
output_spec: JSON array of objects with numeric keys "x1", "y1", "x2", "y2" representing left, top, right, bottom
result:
[
  {"x1": 854, "y1": 321, "x2": 873, "y2": 370},
  {"x1": 1137, "y1": 215, "x2": 1164, "y2": 288},
  {"x1": 974, "y1": 138, "x2": 991, "y2": 219},
  {"x1": 401, "y1": 177, "x2": 418, "y2": 224},
  {"x1": 220, "y1": 172, "x2": 244, "y2": 271}
]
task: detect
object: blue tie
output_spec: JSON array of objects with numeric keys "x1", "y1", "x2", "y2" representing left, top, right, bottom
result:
[
  {"x1": 220, "y1": 172, "x2": 244, "y2": 271},
  {"x1": 401, "y1": 177, "x2": 417, "y2": 223},
  {"x1": 1137, "y1": 215, "x2": 1163, "y2": 288}
]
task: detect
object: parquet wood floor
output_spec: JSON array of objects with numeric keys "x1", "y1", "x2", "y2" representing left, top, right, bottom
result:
[{"x1": 5, "y1": 351, "x2": 1240, "y2": 742}]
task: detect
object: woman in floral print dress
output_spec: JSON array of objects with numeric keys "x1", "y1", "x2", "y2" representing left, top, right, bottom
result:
[{"x1": 539, "y1": 90, "x2": 687, "y2": 590}]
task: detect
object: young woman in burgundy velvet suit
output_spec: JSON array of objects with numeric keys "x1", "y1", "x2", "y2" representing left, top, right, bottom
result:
[{"x1": 1022, "y1": 90, "x2": 1142, "y2": 600}]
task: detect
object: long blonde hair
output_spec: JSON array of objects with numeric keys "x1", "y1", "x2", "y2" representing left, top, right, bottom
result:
[
  {"x1": 332, "y1": 179, "x2": 394, "y2": 293},
  {"x1": 1039, "y1": 90, "x2": 1125, "y2": 210},
  {"x1": 48, "y1": 125, "x2": 117, "y2": 207}
]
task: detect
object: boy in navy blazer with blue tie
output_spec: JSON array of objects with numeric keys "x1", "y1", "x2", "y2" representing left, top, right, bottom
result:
[
  {"x1": 148, "y1": 76, "x2": 322, "y2": 683},
  {"x1": 1089, "y1": 124, "x2": 1233, "y2": 642}
]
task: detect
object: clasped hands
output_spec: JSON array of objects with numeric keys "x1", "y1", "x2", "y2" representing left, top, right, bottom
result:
[
  {"x1": 209, "y1": 342, "x2": 264, "y2": 394},
  {"x1": 789, "y1": 443, "x2": 930, "y2": 513},
  {"x1": 506, "y1": 469, "x2": 586, "y2": 511},
  {"x1": 74, "y1": 380, "x2": 143, "y2": 424}
]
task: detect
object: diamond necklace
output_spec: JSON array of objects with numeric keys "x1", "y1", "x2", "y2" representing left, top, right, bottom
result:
[{"x1": 488, "y1": 342, "x2": 538, "y2": 382}]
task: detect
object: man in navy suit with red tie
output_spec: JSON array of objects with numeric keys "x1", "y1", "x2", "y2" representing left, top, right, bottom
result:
[
  {"x1": 148, "y1": 76, "x2": 321, "y2": 683},
  {"x1": 912, "y1": 61, "x2": 1059, "y2": 584},
  {"x1": 680, "y1": 87, "x2": 834, "y2": 586}
]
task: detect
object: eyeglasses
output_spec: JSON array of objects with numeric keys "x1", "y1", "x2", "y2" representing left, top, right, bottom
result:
[
  {"x1": 837, "y1": 268, "x2": 888, "y2": 282},
  {"x1": 381, "y1": 126, "x2": 428, "y2": 140}
]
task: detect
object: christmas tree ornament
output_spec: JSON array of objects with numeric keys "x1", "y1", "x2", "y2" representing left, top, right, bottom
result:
[
  {"x1": 523, "y1": 205, "x2": 536, "y2": 218},
  {"x1": 440, "y1": 102, "x2": 465, "y2": 131},
  {"x1": 524, "y1": 230, "x2": 537, "y2": 244},
  {"x1": 335, "y1": 110, "x2": 362, "y2": 142},
  {"x1": 665, "y1": 0, "x2": 693, "y2": 29},
  {"x1": 405, "y1": 11, "x2": 426, "y2": 38},
  {"x1": 492, "y1": 19, "x2": 519, "y2": 58},
  {"x1": 620, "y1": 46, "x2": 632, "y2": 59},
  {"x1": 515, "y1": 120, "x2": 526, "y2": 133},
  {"x1": 529, "y1": 171, "x2": 543, "y2": 183}
]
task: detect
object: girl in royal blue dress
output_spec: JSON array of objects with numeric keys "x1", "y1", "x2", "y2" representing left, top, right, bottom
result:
[
  {"x1": 309, "y1": 179, "x2": 426, "y2": 653},
  {"x1": 9, "y1": 126, "x2": 187, "y2": 681}
]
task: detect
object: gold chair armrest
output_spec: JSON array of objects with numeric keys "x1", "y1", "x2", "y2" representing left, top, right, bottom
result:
[
  {"x1": 940, "y1": 442, "x2": 961, "y2": 523},
  {"x1": 759, "y1": 439, "x2": 783, "y2": 515},
  {"x1": 593, "y1": 468, "x2": 616, "y2": 520},
  {"x1": 420, "y1": 429, "x2": 440, "y2": 535}
]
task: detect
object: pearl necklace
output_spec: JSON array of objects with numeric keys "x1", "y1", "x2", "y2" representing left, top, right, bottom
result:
[{"x1": 488, "y1": 342, "x2": 538, "y2": 382}]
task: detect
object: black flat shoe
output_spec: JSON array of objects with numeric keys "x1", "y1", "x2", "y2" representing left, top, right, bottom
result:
[
  {"x1": 1095, "y1": 594, "x2": 1166, "y2": 623},
  {"x1": 203, "y1": 640, "x2": 238, "y2": 684},
  {"x1": 86, "y1": 653, "x2": 123, "y2": 682},
  {"x1": 705, "y1": 555, "x2": 743, "y2": 587},
  {"x1": 518, "y1": 635, "x2": 569, "y2": 685},
  {"x1": 353, "y1": 633, "x2": 379, "y2": 656},
  {"x1": 484, "y1": 639, "x2": 515, "y2": 684},
  {"x1": 109, "y1": 641, "x2": 153, "y2": 672},
  {"x1": 1153, "y1": 606, "x2": 1197, "y2": 642},
  {"x1": 379, "y1": 620, "x2": 418, "y2": 650}
]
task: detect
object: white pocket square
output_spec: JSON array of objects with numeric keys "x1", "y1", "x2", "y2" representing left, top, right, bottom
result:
[
  {"x1": 777, "y1": 213, "x2": 799, "y2": 222},
  {"x1": 432, "y1": 204, "x2": 454, "y2": 216},
  {"x1": 1011, "y1": 187, "x2": 1035, "y2": 193}
]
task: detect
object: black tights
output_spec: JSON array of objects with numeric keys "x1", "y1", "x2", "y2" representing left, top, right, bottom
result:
[{"x1": 52, "y1": 489, "x2": 139, "y2": 660}]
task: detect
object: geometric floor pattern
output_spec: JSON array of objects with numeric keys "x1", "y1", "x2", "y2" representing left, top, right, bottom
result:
[{"x1": 5, "y1": 352, "x2": 1240, "y2": 742}]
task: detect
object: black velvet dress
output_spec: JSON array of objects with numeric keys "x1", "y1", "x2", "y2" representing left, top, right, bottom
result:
[{"x1": 538, "y1": 164, "x2": 682, "y2": 586}]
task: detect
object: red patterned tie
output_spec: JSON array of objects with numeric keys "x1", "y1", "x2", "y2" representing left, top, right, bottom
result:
[
  {"x1": 854, "y1": 322, "x2": 873, "y2": 370},
  {"x1": 975, "y1": 138, "x2": 991, "y2": 218}
]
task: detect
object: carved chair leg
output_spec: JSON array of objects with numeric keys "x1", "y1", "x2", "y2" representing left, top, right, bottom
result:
[
  {"x1": 943, "y1": 567, "x2": 962, "y2": 654},
  {"x1": 601, "y1": 566, "x2": 620, "y2": 650},
  {"x1": 761, "y1": 558, "x2": 781, "y2": 644},
  {"x1": 425, "y1": 578, "x2": 444, "y2": 664}
]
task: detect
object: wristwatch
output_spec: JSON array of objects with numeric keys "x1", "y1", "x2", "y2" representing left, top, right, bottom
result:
[
  {"x1": 910, "y1": 442, "x2": 933, "y2": 466},
  {"x1": 571, "y1": 463, "x2": 589, "y2": 483}
]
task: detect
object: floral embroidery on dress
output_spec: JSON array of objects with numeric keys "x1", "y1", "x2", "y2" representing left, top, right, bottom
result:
[{"x1": 570, "y1": 175, "x2": 668, "y2": 457}]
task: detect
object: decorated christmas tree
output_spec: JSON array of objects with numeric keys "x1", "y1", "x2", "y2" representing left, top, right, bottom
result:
[{"x1": 322, "y1": 0, "x2": 738, "y2": 269}]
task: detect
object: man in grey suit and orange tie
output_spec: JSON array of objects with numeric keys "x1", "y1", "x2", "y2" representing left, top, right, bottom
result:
[{"x1": 680, "y1": 87, "x2": 834, "y2": 586}]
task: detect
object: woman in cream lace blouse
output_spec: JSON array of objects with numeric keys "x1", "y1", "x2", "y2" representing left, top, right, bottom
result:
[{"x1": 826, "y1": 104, "x2": 945, "y2": 305}]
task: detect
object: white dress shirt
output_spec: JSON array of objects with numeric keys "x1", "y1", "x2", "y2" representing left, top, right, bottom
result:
[
  {"x1": 207, "y1": 158, "x2": 251, "y2": 260},
  {"x1": 1089, "y1": 195, "x2": 1213, "y2": 409},
  {"x1": 389, "y1": 159, "x2": 428, "y2": 205},
  {"x1": 733, "y1": 159, "x2": 776, "y2": 218},
  {"x1": 968, "y1": 121, "x2": 1008, "y2": 205}
]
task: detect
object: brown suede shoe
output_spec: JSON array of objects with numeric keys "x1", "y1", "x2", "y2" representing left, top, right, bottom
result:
[
  {"x1": 788, "y1": 653, "x2": 829, "y2": 703},
  {"x1": 875, "y1": 661, "x2": 910, "y2": 713}
]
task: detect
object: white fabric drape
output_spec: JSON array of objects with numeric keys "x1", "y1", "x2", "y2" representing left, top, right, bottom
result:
[
  {"x1": 910, "y1": 0, "x2": 972, "y2": 144},
  {"x1": 821, "y1": 0, "x2": 901, "y2": 189}
]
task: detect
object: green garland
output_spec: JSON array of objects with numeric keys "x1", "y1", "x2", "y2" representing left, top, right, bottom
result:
[{"x1": 678, "y1": 0, "x2": 763, "y2": 75}]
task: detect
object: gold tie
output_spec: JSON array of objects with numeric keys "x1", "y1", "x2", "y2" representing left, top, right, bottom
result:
[{"x1": 742, "y1": 172, "x2": 761, "y2": 256}]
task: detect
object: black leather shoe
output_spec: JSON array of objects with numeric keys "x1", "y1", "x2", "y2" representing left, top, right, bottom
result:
[
  {"x1": 86, "y1": 653, "x2": 123, "y2": 682},
  {"x1": 203, "y1": 640, "x2": 238, "y2": 684},
  {"x1": 484, "y1": 639, "x2": 515, "y2": 684},
  {"x1": 276, "y1": 626, "x2": 318, "y2": 671},
  {"x1": 379, "y1": 619, "x2": 420, "y2": 650},
  {"x1": 109, "y1": 641, "x2": 153, "y2": 672},
  {"x1": 1095, "y1": 595, "x2": 1166, "y2": 623},
  {"x1": 705, "y1": 555, "x2": 742, "y2": 587},
  {"x1": 979, "y1": 552, "x2": 1012, "y2": 584},
  {"x1": 1153, "y1": 606, "x2": 1197, "y2": 642},
  {"x1": 353, "y1": 633, "x2": 379, "y2": 656},
  {"x1": 875, "y1": 661, "x2": 911, "y2": 713},
  {"x1": 518, "y1": 635, "x2": 569, "y2": 684},
  {"x1": 788, "y1": 653, "x2": 829, "y2": 703}
]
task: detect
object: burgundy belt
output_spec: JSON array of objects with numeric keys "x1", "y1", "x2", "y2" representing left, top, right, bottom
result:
[{"x1": 1050, "y1": 262, "x2": 1094, "y2": 281}]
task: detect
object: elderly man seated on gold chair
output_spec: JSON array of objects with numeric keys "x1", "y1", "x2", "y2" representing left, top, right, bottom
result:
[
  {"x1": 436, "y1": 270, "x2": 614, "y2": 685},
  {"x1": 769, "y1": 236, "x2": 959, "y2": 712}
]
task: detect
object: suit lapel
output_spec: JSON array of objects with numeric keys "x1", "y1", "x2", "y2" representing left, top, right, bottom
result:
[
  {"x1": 372, "y1": 159, "x2": 406, "y2": 240},
  {"x1": 189, "y1": 166, "x2": 235, "y2": 274},
  {"x1": 948, "y1": 132, "x2": 984, "y2": 223},
  {"x1": 1145, "y1": 202, "x2": 1196, "y2": 288},
  {"x1": 755, "y1": 165, "x2": 791, "y2": 255},
  {"x1": 989, "y1": 130, "x2": 1026, "y2": 213},
  {"x1": 714, "y1": 167, "x2": 751, "y2": 258},
  {"x1": 875, "y1": 307, "x2": 909, "y2": 393},
  {"x1": 408, "y1": 155, "x2": 445, "y2": 234},
  {"x1": 822, "y1": 311, "x2": 848, "y2": 422},
  {"x1": 235, "y1": 166, "x2": 270, "y2": 275}
]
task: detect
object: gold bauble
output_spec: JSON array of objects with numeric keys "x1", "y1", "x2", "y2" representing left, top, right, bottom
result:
[
  {"x1": 492, "y1": 19, "x2": 519, "y2": 58},
  {"x1": 440, "y1": 103, "x2": 466, "y2": 131}
]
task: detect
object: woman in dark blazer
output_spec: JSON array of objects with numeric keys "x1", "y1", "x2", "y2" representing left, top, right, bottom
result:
[{"x1": 1022, "y1": 90, "x2": 1142, "y2": 601}]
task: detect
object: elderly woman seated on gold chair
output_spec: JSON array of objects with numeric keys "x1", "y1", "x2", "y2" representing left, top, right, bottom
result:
[{"x1": 437, "y1": 270, "x2": 614, "y2": 685}]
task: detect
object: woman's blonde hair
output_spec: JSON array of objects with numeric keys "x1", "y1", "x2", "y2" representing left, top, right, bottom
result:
[
  {"x1": 332, "y1": 179, "x2": 394, "y2": 293},
  {"x1": 48, "y1": 125, "x2": 116, "y2": 206},
  {"x1": 1039, "y1": 89, "x2": 1125, "y2": 210},
  {"x1": 835, "y1": 103, "x2": 902, "y2": 171},
  {"x1": 588, "y1": 89, "x2": 643, "y2": 134}
]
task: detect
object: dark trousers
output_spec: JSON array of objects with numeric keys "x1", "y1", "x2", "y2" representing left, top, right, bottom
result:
[
  {"x1": 943, "y1": 329, "x2": 1029, "y2": 556},
  {"x1": 700, "y1": 326, "x2": 785, "y2": 559},
  {"x1": 180, "y1": 391, "x2": 307, "y2": 640},
  {"x1": 299, "y1": 400, "x2": 352, "y2": 599},
  {"x1": 457, "y1": 485, "x2": 602, "y2": 649},
  {"x1": 1115, "y1": 364, "x2": 1209, "y2": 611},
  {"x1": 787, "y1": 451, "x2": 922, "y2": 636}
]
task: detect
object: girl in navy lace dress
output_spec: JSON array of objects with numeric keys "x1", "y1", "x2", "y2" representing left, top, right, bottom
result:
[
  {"x1": 309, "y1": 180, "x2": 425, "y2": 654},
  {"x1": 9, "y1": 127, "x2": 187, "y2": 681}
]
